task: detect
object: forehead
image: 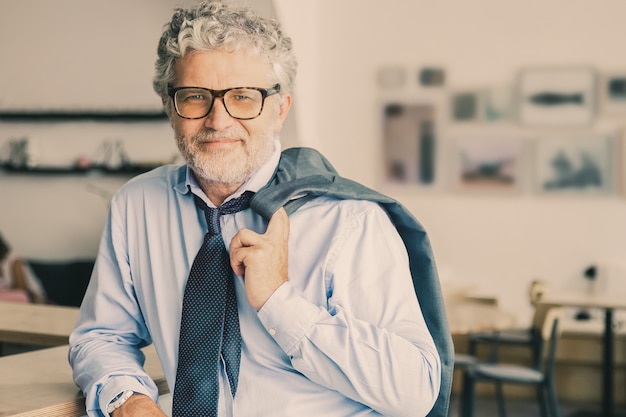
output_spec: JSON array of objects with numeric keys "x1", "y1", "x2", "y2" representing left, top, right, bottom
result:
[{"x1": 173, "y1": 49, "x2": 274, "y2": 88}]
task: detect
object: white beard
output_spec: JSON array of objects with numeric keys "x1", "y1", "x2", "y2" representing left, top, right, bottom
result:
[{"x1": 176, "y1": 127, "x2": 275, "y2": 186}]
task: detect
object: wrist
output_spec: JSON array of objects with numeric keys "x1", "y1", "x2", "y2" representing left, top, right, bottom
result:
[
  {"x1": 110, "y1": 394, "x2": 159, "y2": 417},
  {"x1": 107, "y1": 390, "x2": 135, "y2": 416}
]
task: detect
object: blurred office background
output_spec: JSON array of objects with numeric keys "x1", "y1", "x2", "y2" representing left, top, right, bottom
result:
[
  {"x1": 0, "y1": 0, "x2": 625, "y2": 340},
  {"x1": 2, "y1": 0, "x2": 626, "y2": 412}
]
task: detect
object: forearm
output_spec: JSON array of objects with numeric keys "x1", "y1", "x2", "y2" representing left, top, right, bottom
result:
[
  {"x1": 258, "y1": 283, "x2": 440, "y2": 417},
  {"x1": 69, "y1": 217, "x2": 157, "y2": 415},
  {"x1": 69, "y1": 336, "x2": 158, "y2": 415}
]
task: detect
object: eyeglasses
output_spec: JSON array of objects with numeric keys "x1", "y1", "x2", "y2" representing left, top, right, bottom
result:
[{"x1": 167, "y1": 84, "x2": 281, "y2": 120}]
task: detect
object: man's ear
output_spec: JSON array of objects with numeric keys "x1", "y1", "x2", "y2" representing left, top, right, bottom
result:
[
  {"x1": 162, "y1": 96, "x2": 174, "y2": 126},
  {"x1": 273, "y1": 94, "x2": 292, "y2": 134}
]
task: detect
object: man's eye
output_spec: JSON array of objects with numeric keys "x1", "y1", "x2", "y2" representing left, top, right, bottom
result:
[
  {"x1": 184, "y1": 94, "x2": 206, "y2": 101},
  {"x1": 232, "y1": 94, "x2": 252, "y2": 101}
]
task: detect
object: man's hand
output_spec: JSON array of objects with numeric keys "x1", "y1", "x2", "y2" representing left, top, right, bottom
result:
[
  {"x1": 111, "y1": 394, "x2": 167, "y2": 417},
  {"x1": 230, "y1": 207, "x2": 290, "y2": 310}
]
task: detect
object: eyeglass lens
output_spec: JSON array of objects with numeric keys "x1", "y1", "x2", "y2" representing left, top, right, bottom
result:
[{"x1": 174, "y1": 88, "x2": 265, "y2": 120}]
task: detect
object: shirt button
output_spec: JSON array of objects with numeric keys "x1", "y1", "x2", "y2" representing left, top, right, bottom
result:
[{"x1": 268, "y1": 328, "x2": 277, "y2": 336}]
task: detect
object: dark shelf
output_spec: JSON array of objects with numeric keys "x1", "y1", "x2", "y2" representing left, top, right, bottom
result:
[
  {"x1": 1, "y1": 165, "x2": 89, "y2": 175},
  {"x1": 97, "y1": 164, "x2": 162, "y2": 175},
  {"x1": 0, "y1": 110, "x2": 168, "y2": 122},
  {"x1": 0, "y1": 163, "x2": 161, "y2": 175}
]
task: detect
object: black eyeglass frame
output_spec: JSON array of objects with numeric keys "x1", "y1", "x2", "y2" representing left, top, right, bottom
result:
[{"x1": 167, "y1": 84, "x2": 281, "y2": 120}]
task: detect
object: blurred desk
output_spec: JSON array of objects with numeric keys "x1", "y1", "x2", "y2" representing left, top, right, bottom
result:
[
  {"x1": 442, "y1": 284, "x2": 515, "y2": 335},
  {"x1": 447, "y1": 300, "x2": 516, "y2": 335},
  {"x1": 0, "y1": 344, "x2": 167, "y2": 417},
  {"x1": 538, "y1": 291, "x2": 626, "y2": 417},
  {"x1": 0, "y1": 301, "x2": 79, "y2": 346}
]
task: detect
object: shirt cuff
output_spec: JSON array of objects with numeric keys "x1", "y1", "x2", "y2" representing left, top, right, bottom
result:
[
  {"x1": 99, "y1": 375, "x2": 155, "y2": 416},
  {"x1": 257, "y1": 282, "x2": 324, "y2": 355}
]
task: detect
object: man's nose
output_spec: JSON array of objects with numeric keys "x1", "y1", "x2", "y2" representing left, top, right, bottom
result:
[{"x1": 204, "y1": 97, "x2": 234, "y2": 131}]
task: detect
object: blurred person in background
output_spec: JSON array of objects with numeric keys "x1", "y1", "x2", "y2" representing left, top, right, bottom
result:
[{"x1": 0, "y1": 233, "x2": 46, "y2": 304}]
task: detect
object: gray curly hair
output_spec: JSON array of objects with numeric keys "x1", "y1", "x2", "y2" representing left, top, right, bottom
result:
[{"x1": 153, "y1": 0, "x2": 297, "y2": 99}]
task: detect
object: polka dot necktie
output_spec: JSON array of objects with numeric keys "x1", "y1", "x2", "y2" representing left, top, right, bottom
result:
[{"x1": 172, "y1": 191, "x2": 254, "y2": 417}]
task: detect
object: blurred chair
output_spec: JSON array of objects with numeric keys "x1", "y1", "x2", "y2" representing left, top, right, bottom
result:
[
  {"x1": 454, "y1": 353, "x2": 477, "y2": 370},
  {"x1": 467, "y1": 280, "x2": 548, "y2": 359},
  {"x1": 28, "y1": 259, "x2": 94, "y2": 307},
  {"x1": 460, "y1": 307, "x2": 565, "y2": 417}
]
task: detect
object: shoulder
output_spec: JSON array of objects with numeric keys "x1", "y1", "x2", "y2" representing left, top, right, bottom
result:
[
  {"x1": 302, "y1": 196, "x2": 384, "y2": 213},
  {"x1": 106, "y1": 165, "x2": 189, "y2": 220},
  {"x1": 113, "y1": 165, "x2": 187, "y2": 202},
  {"x1": 293, "y1": 196, "x2": 393, "y2": 229},
  {"x1": 122, "y1": 164, "x2": 185, "y2": 191},
  {"x1": 3, "y1": 252, "x2": 21, "y2": 267}
]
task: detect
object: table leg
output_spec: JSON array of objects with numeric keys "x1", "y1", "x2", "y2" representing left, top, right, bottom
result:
[
  {"x1": 603, "y1": 308, "x2": 614, "y2": 417},
  {"x1": 460, "y1": 372, "x2": 475, "y2": 417}
]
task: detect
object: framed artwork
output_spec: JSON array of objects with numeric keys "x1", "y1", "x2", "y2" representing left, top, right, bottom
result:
[
  {"x1": 419, "y1": 67, "x2": 446, "y2": 87},
  {"x1": 617, "y1": 132, "x2": 626, "y2": 198},
  {"x1": 450, "y1": 136, "x2": 525, "y2": 194},
  {"x1": 483, "y1": 85, "x2": 514, "y2": 123},
  {"x1": 533, "y1": 134, "x2": 616, "y2": 196},
  {"x1": 599, "y1": 71, "x2": 626, "y2": 116},
  {"x1": 380, "y1": 96, "x2": 444, "y2": 188},
  {"x1": 450, "y1": 90, "x2": 484, "y2": 123},
  {"x1": 517, "y1": 67, "x2": 596, "y2": 126},
  {"x1": 377, "y1": 66, "x2": 407, "y2": 89}
]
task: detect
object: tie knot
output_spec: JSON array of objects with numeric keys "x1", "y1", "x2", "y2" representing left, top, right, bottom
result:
[
  {"x1": 218, "y1": 191, "x2": 255, "y2": 215},
  {"x1": 194, "y1": 191, "x2": 255, "y2": 236}
]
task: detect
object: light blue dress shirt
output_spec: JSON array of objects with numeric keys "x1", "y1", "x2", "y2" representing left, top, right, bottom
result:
[{"x1": 69, "y1": 141, "x2": 440, "y2": 417}]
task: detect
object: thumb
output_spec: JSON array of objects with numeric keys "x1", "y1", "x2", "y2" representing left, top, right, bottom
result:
[{"x1": 264, "y1": 207, "x2": 289, "y2": 240}]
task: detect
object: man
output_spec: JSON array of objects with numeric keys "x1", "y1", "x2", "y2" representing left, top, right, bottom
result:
[{"x1": 69, "y1": 1, "x2": 446, "y2": 416}]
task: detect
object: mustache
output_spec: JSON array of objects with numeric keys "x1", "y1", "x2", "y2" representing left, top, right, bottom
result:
[{"x1": 192, "y1": 129, "x2": 248, "y2": 143}]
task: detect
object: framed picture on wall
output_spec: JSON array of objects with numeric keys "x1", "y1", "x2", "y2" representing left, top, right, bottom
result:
[
  {"x1": 517, "y1": 67, "x2": 596, "y2": 126},
  {"x1": 533, "y1": 133, "x2": 616, "y2": 196},
  {"x1": 450, "y1": 89, "x2": 484, "y2": 123},
  {"x1": 377, "y1": 66, "x2": 408, "y2": 89},
  {"x1": 450, "y1": 136, "x2": 525, "y2": 194},
  {"x1": 380, "y1": 96, "x2": 445, "y2": 189},
  {"x1": 599, "y1": 71, "x2": 626, "y2": 116},
  {"x1": 418, "y1": 67, "x2": 446, "y2": 87},
  {"x1": 617, "y1": 131, "x2": 626, "y2": 198},
  {"x1": 483, "y1": 85, "x2": 514, "y2": 123}
]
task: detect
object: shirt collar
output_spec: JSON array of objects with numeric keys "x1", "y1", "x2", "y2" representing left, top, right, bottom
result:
[{"x1": 178, "y1": 139, "x2": 281, "y2": 208}]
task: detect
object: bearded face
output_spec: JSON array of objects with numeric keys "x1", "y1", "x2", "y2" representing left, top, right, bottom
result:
[
  {"x1": 175, "y1": 125, "x2": 276, "y2": 186},
  {"x1": 168, "y1": 50, "x2": 291, "y2": 190}
]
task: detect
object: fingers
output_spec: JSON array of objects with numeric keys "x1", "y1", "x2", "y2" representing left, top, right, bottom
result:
[
  {"x1": 265, "y1": 207, "x2": 289, "y2": 240},
  {"x1": 230, "y1": 207, "x2": 290, "y2": 249},
  {"x1": 230, "y1": 250, "x2": 246, "y2": 277},
  {"x1": 229, "y1": 208, "x2": 290, "y2": 277},
  {"x1": 229, "y1": 208, "x2": 290, "y2": 310}
]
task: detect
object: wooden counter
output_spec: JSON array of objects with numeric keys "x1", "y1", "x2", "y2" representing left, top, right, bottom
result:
[
  {"x1": 0, "y1": 302, "x2": 79, "y2": 346},
  {"x1": 0, "y1": 344, "x2": 167, "y2": 417}
]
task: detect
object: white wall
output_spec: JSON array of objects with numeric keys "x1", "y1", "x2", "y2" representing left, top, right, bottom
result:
[
  {"x1": 274, "y1": 0, "x2": 626, "y2": 325},
  {"x1": 0, "y1": 0, "x2": 294, "y2": 259},
  {"x1": 1, "y1": 1, "x2": 625, "y2": 326}
]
